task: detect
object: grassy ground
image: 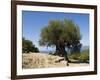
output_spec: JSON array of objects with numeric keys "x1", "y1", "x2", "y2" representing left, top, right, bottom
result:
[{"x1": 22, "y1": 52, "x2": 89, "y2": 69}]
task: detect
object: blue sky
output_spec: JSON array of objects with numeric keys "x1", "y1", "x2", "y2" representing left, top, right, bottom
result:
[{"x1": 22, "y1": 11, "x2": 89, "y2": 51}]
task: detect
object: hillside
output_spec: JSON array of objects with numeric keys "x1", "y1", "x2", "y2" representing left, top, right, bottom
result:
[{"x1": 22, "y1": 53, "x2": 89, "y2": 69}]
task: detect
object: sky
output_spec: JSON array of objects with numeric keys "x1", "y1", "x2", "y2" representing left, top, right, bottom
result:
[{"x1": 22, "y1": 11, "x2": 89, "y2": 51}]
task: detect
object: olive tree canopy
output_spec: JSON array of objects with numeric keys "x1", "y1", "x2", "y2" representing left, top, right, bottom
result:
[{"x1": 39, "y1": 18, "x2": 82, "y2": 61}]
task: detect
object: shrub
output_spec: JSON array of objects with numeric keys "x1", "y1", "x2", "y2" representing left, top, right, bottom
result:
[
  {"x1": 22, "y1": 37, "x2": 39, "y2": 53},
  {"x1": 79, "y1": 50, "x2": 89, "y2": 62},
  {"x1": 68, "y1": 53, "x2": 80, "y2": 60},
  {"x1": 68, "y1": 49, "x2": 89, "y2": 63}
]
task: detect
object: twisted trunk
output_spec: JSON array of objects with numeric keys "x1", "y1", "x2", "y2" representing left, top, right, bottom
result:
[{"x1": 55, "y1": 43, "x2": 69, "y2": 63}]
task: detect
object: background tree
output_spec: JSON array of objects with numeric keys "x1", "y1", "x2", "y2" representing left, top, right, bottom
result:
[
  {"x1": 39, "y1": 19, "x2": 82, "y2": 61},
  {"x1": 22, "y1": 37, "x2": 39, "y2": 53}
]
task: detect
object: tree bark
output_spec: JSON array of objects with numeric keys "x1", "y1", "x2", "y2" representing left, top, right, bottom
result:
[{"x1": 55, "y1": 43, "x2": 69, "y2": 63}]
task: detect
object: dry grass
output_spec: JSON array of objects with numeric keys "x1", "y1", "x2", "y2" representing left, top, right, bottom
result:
[{"x1": 22, "y1": 52, "x2": 89, "y2": 69}]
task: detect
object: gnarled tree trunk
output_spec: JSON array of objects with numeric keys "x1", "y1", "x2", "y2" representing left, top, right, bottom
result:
[{"x1": 54, "y1": 43, "x2": 69, "y2": 66}]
